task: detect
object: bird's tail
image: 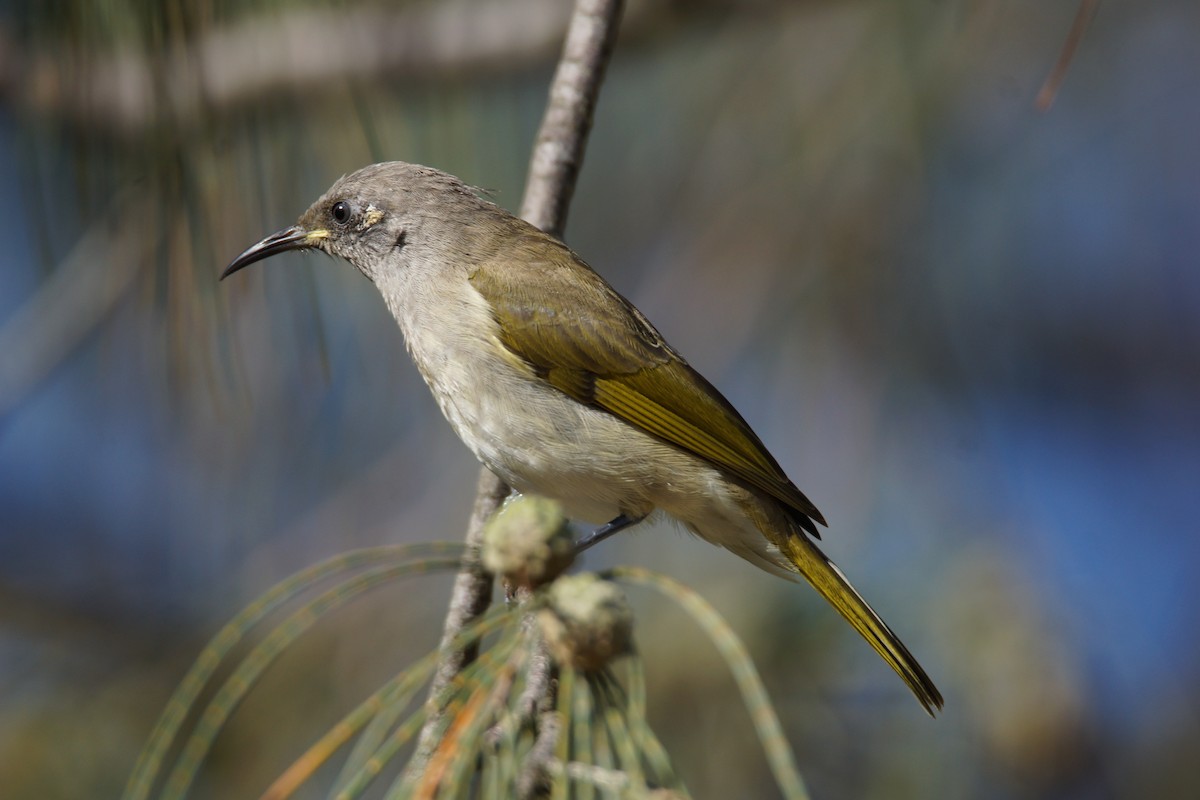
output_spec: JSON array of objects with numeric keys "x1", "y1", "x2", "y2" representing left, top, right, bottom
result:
[{"x1": 782, "y1": 532, "x2": 944, "y2": 715}]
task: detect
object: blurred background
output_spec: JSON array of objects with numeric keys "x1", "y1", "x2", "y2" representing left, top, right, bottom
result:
[{"x1": 1, "y1": 0, "x2": 1197, "y2": 797}]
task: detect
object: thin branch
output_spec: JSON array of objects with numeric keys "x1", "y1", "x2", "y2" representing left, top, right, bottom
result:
[
  {"x1": 1035, "y1": 0, "x2": 1099, "y2": 112},
  {"x1": 2, "y1": 1, "x2": 571, "y2": 134},
  {"x1": 428, "y1": 471, "x2": 511, "y2": 693},
  {"x1": 411, "y1": 468, "x2": 510, "y2": 766},
  {"x1": 412, "y1": 0, "x2": 626, "y2": 783},
  {"x1": 521, "y1": 0, "x2": 627, "y2": 238},
  {"x1": 0, "y1": 0, "x2": 668, "y2": 137},
  {"x1": 516, "y1": 710, "x2": 562, "y2": 799}
]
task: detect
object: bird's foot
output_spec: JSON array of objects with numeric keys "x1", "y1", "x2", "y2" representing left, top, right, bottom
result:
[{"x1": 574, "y1": 513, "x2": 646, "y2": 554}]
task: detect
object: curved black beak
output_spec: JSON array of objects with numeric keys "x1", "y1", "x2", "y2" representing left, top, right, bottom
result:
[{"x1": 221, "y1": 225, "x2": 324, "y2": 280}]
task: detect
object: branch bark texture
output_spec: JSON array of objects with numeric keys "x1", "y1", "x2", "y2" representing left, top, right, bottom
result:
[{"x1": 521, "y1": 0, "x2": 627, "y2": 238}]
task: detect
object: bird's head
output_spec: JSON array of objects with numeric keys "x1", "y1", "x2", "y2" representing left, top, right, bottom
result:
[{"x1": 221, "y1": 161, "x2": 497, "y2": 283}]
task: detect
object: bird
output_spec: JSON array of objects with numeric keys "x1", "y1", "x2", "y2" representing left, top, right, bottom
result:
[{"x1": 222, "y1": 161, "x2": 943, "y2": 714}]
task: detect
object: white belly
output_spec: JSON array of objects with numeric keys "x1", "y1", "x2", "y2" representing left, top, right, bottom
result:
[{"x1": 431, "y1": 355, "x2": 657, "y2": 522}]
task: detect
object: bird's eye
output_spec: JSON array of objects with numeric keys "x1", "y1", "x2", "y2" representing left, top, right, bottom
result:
[{"x1": 331, "y1": 201, "x2": 351, "y2": 225}]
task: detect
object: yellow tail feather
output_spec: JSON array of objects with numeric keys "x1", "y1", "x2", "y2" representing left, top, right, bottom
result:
[{"x1": 783, "y1": 534, "x2": 944, "y2": 715}]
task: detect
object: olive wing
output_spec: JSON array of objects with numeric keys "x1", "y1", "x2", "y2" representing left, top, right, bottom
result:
[{"x1": 469, "y1": 235, "x2": 824, "y2": 534}]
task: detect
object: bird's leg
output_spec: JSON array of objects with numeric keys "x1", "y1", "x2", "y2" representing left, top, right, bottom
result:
[{"x1": 574, "y1": 513, "x2": 646, "y2": 554}]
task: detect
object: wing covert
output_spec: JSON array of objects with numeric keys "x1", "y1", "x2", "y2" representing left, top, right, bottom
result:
[{"x1": 468, "y1": 231, "x2": 825, "y2": 533}]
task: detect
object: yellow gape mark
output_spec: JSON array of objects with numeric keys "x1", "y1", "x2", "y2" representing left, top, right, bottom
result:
[{"x1": 361, "y1": 204, "x2": 385, "y2": 230}]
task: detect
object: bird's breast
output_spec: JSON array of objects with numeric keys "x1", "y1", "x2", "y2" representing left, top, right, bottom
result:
[
  {"x1": 427, "y1": 345, "x2": 636, "y2": 523},
  {"x1": 382, "y1": 275, "x2": 729, "y2": 526}
]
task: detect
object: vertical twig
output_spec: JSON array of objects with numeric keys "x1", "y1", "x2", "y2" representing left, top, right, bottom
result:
[
  {"x1": 427, "y1": 469, "x2": 513, "y2": 698},
  {"x1": 412, "y1": 0, "x2": 625, "y2": 778},
  {"x1": 516, "y1": 710, "x2": 562, "y2": 799},
  {"x1": 521, "y1": 0, "x2": 626, "y2": 239},
  {"x1": 1035, "y1": 0, "x2": 1099, "y2": 112}
]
